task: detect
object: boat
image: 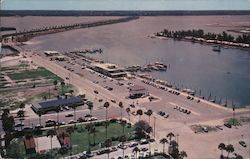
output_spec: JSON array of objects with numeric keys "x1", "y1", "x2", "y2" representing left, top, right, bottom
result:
[{"x1": 212, "y1": 45, "x2": 221, "y2": 52}]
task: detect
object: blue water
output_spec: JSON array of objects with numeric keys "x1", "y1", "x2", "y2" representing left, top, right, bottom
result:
[{"x1": 2, "y1": 0, "x2": 250, "y2": 11}]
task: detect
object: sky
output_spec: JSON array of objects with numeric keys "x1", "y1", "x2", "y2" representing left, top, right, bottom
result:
[{"x1": 1, "y1": 0, "x2": 250, "y2": 11}]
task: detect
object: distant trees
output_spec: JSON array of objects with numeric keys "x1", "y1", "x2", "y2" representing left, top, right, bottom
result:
[{"x1": 159, "y1": 29, "x2": 250, "y2": 44}]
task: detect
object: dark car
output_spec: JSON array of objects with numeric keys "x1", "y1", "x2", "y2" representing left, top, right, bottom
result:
[
  {"x1": 224, "y1": 123, "x2": 232, "y2": 128},
  {"x1": 77, "y1": 117, "x2": 86, "y2": 123},
  {"x1": 239, "y1": 141, "x2": 247, "y2": 147},
  {"x1": 65, "y1": 114, "x2": 73, "y2": 117}
]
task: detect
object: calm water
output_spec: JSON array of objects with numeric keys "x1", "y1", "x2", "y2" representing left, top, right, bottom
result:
[
  {"x1": 2, "y1": 0, "x2": 250, "y2": 11},
  {"x1": 15, "y1": 16, "x2": 249, "y2": 108}
]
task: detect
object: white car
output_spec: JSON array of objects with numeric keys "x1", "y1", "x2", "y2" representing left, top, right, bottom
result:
[
  {"x1": 139, "y1": 152, "x2": 144, "y2": 158},
  {"x1": 130, "y1": 154, "x2": 136, "y2": 159}
]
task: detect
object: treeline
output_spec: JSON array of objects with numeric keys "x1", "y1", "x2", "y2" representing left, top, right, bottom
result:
[{"x1": 158, "y1": 29, "x2": 250, "y2": 44}]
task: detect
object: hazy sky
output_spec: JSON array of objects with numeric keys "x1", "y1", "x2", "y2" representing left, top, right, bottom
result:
[{"x1": 2, "y1": 0, "x2": 250, "y2": 10}]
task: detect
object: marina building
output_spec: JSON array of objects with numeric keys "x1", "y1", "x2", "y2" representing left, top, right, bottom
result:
[
  {"x1": 31, "y1": 96, "x2": 83, "y2": 114},
  {"x1": 92, "y1": 63, "x2": 127, "y2": 78},
  {"x1": 44, "y1": 51, "x2": 60, "y2": 56},
  {"x1": 129, "y1": 85, "x2": 149, "y2": 99}
]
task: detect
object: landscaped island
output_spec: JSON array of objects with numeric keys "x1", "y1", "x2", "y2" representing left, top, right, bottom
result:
[{"x1": 155, "y1": 29, "x2": 250, "y2": 49}]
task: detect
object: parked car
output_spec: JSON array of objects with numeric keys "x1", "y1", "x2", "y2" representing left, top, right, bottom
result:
[
  {"x1": 129, "y1": 142, "x2": 139, "y2": 147},
  {"x1": 68, "y1": 120, "x2": 77, "y2": 124},
  {"x1": 65, "y1": 113, "x2": 73, "y2": 117},
  {"x1": 118, "y1": 143, "x2": 127, "y2": 149},
  {"x1": 224, "y1": 123, "x2": 232, "y2": 128},
  {"x1": 141, "y1": 147, "x2": 149, "y2": 152},
  {"x1": 239, "y1": 141, "x2": 247, "y2": 147},
  {"x1": 140, "y1": 139, "x2": 149, "y2": 145},
  {"x1": 77, "y1": 117, "x2": 86, "y2": 122}
]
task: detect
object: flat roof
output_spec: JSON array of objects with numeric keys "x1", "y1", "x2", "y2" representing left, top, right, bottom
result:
[
  {"x1": 32, "y1": 96, "x2": 82, "y2": 110},
  {"x1": 35, "y1": 136, "x2": 61, "y2": 153},
  {"x1": 92, "y1": 63, "x2": 125, "y2": 72},
  {"x1": 129, "y1": 85, "x2": 146, "y2": 91},
  {"x1": 44, "y1": 51, "x2": 59, "y2": 54}
]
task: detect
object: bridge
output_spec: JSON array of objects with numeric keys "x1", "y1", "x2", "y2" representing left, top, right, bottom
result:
[{"x1": 1, "y1": 16, "x2": 139, "y2": 42}]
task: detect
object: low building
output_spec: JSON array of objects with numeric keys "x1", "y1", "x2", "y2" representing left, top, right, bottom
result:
[
  {"x1": 92, "y1": 63, "x2": 127, "y2": 78},
  {"x1": 44, "y1": 51, "x2": 59, "y2": 56},
  {"x1": 31, "y1": 96, "x2": 83, "y2": 114},
  {"x1": 129, "y1": 85, "x2": 149, "y2": 99}
]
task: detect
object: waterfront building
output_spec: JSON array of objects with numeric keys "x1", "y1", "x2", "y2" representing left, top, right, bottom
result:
[
  {"x1": 44, "y1": 51, "x2": 60, "y2": 56},
  {"x1": 129, "y1": 85, "x2": 149, "y2": 98},
  {"x1": 92, "y1": 62, "x2": 127, "y2": 78}
]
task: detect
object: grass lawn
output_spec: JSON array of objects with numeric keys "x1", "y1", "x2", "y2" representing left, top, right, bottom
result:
[
  {"x1": 6, "y1": 138, "x2": 26, "y2": 159},
  {"x1": 7, "y1": 67, "x2": 62, "y2": 81},
  {"x1": 5, "y1": 122, "x2": 134, "y2": 159},
  {"x1": 70, "y1": 122, "x2": 134, "y2": 155}
]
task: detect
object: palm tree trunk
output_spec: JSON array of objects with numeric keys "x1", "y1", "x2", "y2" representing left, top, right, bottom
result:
[
  {"x1": 105, "y1": 108, "x2": 108, "y2": 139},
  {"x1": 57, "y1": 112, "x2": 59, "y2": 124},
  {"x1": 51, "y1": 137, "x2": 53, "y2": 156},
  {"x1": 88, "y1": 131, "x2": 90, "y2": 152},
  {"x1": 120, "y1": 109, "x2": 123, "y2": 120},
  {"x1": 20, "y1": 119, "x2": 23, "y2": 130},
  {"x1": 129, "y1": 114, "x2": 131, "y2": 122},
  {"x1": 94, "y1": 130, "x2": 96, "y2": 145},
  {"x1": 74, "y1": 109, "x2": 76, "y2": 121},
  {"x1": 163, "y1": 144, "x2": 165, "y2": 153},
  {"x1": 39, "y1": 116, "x2": 41, "y2": 126},
  {"x1": 122, "y1": 149, "x2": 124, "y2": 159}
]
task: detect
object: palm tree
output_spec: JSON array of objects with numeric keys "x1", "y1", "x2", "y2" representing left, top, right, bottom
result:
[
  {"x1": 166, "y1": 132, "x2": 175, "y2": 144},
  {"x1": 160, "y1": 138, "x2": 168, "y2": 154},
  {"x1": 61, "y1": 81, "x2": 65, "y2": 95},
  {"x1": 103, "y1": 102, "x2": 110, "y2": 139},
  {"x1": 104, "y1": 138, "x2": 112, "y2": 159},
  {"x1": 118, "y1": 102, "x2": 123, "y2": 120},
  {"x1": 145, "y1": 109, "x2": 153, "y2": 125},
  {"x1": 66, "y1": 127, "x2": 74, "y2": 148},
  {"x1": 87, "y1": 102, "x2": 93, "y2": 116},
  {"x1": 132, "y1": 146, "x2": 140, "y2": 159},
  {"x1": 146, "y1": 127, "x2": 153, "y2": 155},
  {"x1": 126, "y1": 107, "x2": 131, "y2": 122},
  {"x1": 120, "y1": 135, "x2": 126, "y2": 159},
  {"x1": 136, "y1": 109, "x2": 143, "y2": 121},
  {"x1": 86, "y1": 123, "x2": 93, "y2": 152},
  {"x1": 71, "y1": 104, "x2": 77, "y2": 121},
  {"x1": 37, "y1": 110, "x2": 42, "y2": 126},
  {"x1": 91, "y1": 125, "x2": 96, "y2": 145},
  {"x1": 19, "y1": 103, "x2": 25, "y2": 110},
  {"x1": 17, "y1": 110, "x2": 25, "y2": 130},
  {"x1": 218, "y1": 143, "x2": 226, "y2": 157},
  {"x1": 56, "y1": 106, "x2": 60, "y2": 125},
  {"x1": 179, "y1": 151, "x2": 188, "y2": 159},
  {"x1": 120, "y1": 120, "x2": 127, "y2": 135},
  {"x1": 53, "y1": 80, "x2": 58, "y2": 90},
  {"x1": 225, "y1": 144, "x2": 234, "y2": 158},
  {"x1": 47, "y1": 129, "x2": 56, "y2": 156}
]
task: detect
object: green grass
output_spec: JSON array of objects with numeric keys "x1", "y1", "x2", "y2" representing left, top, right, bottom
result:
[
  {"x1": 7, "y1": 67, "x2": 62, "y2": 81},
  {"x1": 5, "y1": 122, "x2": 134, "y2": 159},
  {"x1": 6, "y1": 138, "x2": 27, "y2": 159},
  {"x1": 70, "y1": 122, "x2": 134, "y2": 154}
]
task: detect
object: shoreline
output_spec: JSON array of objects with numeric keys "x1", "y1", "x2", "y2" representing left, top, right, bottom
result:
[{"x1": 1, "y1": 10, "x2": 250, "y2": 16}]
